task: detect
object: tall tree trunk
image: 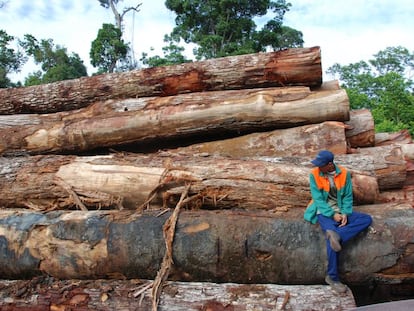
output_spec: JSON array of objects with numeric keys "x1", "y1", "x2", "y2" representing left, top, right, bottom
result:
[
  {"x1": 0, "y1": 47, "x2": 322, "y2": 115},
  {"x1": 0, "y1": 153, "x2": 383, "y2": 211},
  {"x1": 0, "y1": 205, "x2": 412, "y2": 287},
  {"x1": 0, "y1": 88, "x2": 349, "y2": 156}
]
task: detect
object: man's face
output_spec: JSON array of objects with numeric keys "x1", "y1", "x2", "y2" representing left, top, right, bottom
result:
[{"x1": 319, "y1": 162, "x2": 335, "y2": 173}]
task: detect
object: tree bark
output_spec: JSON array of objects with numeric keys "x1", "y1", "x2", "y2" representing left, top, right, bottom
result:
[
  {"x1": 348, "y1": 145, "x2": 407, "y2": 190},
  {"x1": 375, "y1": 129, "x2": 413, "y2": 146},
  {"x1": 0, "y1": 87, "x2": 349, "y2": 156},
  {"x1": 170, "y1": 121, "x2": 348, "y2": 158},
  {"x1": 0, "y1": 279, "x2": 356, "y2": 311},
  {"x1": 376, "y1": 185, "x2": 414, "y2": 207},
  {"x1": 345, "y1": 109, "x2": 375, "y2": 148},
  {"x1": 0, "y1": 153, "x2": 380, "y2": 211},
  {"x1": 0, "y1": 47, "x2": 322, "y2": 115},
  {"x1": 0, "y1": 205, "x2": 412, "y2": 287}
]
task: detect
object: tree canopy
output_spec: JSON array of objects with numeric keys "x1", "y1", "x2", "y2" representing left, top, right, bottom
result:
[
  {"x1": 164, "y1": 0, "x2": 303, "y2": 60},
  {"x1": 90, "y1": 23, "x2": 129, "y2": 73},
  {"x1": 20, "y1": 34, "x2": 87, "y2": 86},
  {"x1": 327, "y1": 46, "x2": 414, "y2": 135},
  {"x1": 0, "y1": 30, "x2": 26, "y2": 88}
]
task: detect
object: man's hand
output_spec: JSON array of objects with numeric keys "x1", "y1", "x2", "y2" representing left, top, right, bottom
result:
[
  {"x1": 339, "y1": 214, "x2": 348, "y2": 227},
  {"x1": 333, "y1": 213, "x2": 342, "y2": 222}
]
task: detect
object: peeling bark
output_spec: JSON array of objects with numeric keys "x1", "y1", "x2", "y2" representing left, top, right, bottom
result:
[
  {"x1": 0, "y1": 205, "x2": 412, "y2": 286},
  {"x1": 0, "y1": 153, "x2": 381, "y2": 210},
  {"x1": 0, "y1": 279, "x2": 356, "y2": 311},
  {"x1": 0, "y1": 47, "x2": 322, "y2": 115},
  {"x1": 0, "y1": 87, "x2": 349, "y2": 156}
]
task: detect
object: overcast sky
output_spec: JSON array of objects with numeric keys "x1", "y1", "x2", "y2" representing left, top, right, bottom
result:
[{"x1": 1, "y1": 0, "x2": 413, "y2": 82}]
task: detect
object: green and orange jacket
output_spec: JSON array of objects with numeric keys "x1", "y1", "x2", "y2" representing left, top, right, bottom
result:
[{"x1": 304, "y1": 163, "x2": 353, "y2": 224}]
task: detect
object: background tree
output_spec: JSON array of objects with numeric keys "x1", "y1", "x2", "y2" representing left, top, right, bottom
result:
[
  {"x1": 96, "y1": 0, "x2": 141, "y2": 71},
  {"x1": 20, "y1": 34, "x2": 87, "y2": 86},
  {"x1": 90, "y1": 23, "x2": 129, "y2": 73},
  {"x1": 164, "y1": 0, "x2": 303, "y2": 60},
  {"x1": 327, "y1": 46, "x2": 414, "y2": 135},
  {"x1": 0, "y1": 29, "x2": 26, "y2": 88},
  {"x1": 140, "y1": 34, "x2": 191, "y2": 67}
]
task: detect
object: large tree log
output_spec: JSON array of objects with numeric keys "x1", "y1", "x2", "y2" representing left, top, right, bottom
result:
[
  {"x1": 0, "y1": 47, "x2": 322, "y2": 115},
  {"x1": 376, "y1": 185, "x2": 414, "y2": 207},
  {"x1": 345, "y1": 109, "x2": 375, "y2": 148},
  {"x1": 0, "y1": 205, "x2": 412, "y2": 288},
  {"x1": 0, "y1": 87, "x2": 349, "y2": 156},
  {"x1": 375, "y1": 129, "x2": 413, "y2": 146},
  {"x1": 170, "y1": 121, "x2": 348, "y2": 158},
  {"x1": 0, "y1": 279, "x2": 356, "y2": 311},
  {"x1": 0, "y1": 153, "x2": 380, "y2": 211},
  {"x1": 349, "y1": 145, "x2": 407, "y2": 190}
]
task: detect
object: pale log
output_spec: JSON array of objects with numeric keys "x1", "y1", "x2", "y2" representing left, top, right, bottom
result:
[
  {"x1": 0, "y1": 205, "x2": 412, "y2": 288},
  {"x1": 0, "y1": 153, "x2": 379, "y2": 211},
  {"x1": 375, "y1": 129, "x2": 413, "y2": 146},
  {"x1": 0, "y1": 47, "x2": 322, "y2": 115},
  {"x1": 0, "y1": 279, "x2": 356, "y2": 311},
  {"x1": 0, "y1": 87, "x2": 350, "y2": 156},
  {"x1": 170, "y1": 121, "x2": 348, "y2": 158},
  {"x1": 345, "y1": 109, "x2": 375, "y2": 148}
]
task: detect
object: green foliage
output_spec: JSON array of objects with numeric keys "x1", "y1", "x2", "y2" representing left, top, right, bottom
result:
[
  {"x1": 164, "y1": 0, "x2": 303, "y2": 60},
  {"x1": 0, "y1": 29, "x2": 26, "y2": 88},
  {"x1": 140, "y1": 35, "x2": 191, "y2": 67},
  {"x1": 90, "y1": 23, "x2": 129, "y2": 73},
  {"x1": 327, "y1": 46, "x2": 414, "y2": 136},
  {"x1": 20, "y1": 34, "x2": 87, "y2": 86}
]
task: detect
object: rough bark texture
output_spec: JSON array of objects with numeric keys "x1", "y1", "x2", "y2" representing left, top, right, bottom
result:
[
  {"x1": 170, "y1": 121, "x2": 348, "y2": 158},
  {"x1": 376, "y1": 186, "x2": 414, "y2": 207},
  {"x1": 0, "y1": 205, "x2": 412, "y2": 287},
  {"x1": 345, "y1": 109, "x2": 375, "y2": 148},
  {"x1": 350, "y1": 145, "x2": 407, "y2": 190},
  {"x1": 0, "y1": 153, "x2": 382, "y2": 211},
  {"x1": 0, "y1": 279, "x2": 356, "y2": 311},
  {"x1": 0, "y1": 47, "x2": 322, "y2": 115},
  {"x1": 0, "y1": 87, "x2": 349, "y2": 156}
]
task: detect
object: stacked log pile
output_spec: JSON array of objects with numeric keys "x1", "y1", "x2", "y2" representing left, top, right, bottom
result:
[{"x1": 0, "y1": 46, "x2": 413, "y2": 310}]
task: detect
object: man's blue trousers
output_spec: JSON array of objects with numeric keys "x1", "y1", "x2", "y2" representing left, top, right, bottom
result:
[{"x1": 317, "y1": 212, "x2": 372, "y2": 281}]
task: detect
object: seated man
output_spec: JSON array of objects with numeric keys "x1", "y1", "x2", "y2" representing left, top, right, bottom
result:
[{"x1": 304, "y1": 150, "x2": 372, "y2": 293}]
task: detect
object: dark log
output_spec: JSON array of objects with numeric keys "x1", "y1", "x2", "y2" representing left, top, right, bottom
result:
[
  {"x1": 345, "y1": 109, "x2": 375, "y2": 148},
  {"x1": 0, "y1": 205, "x2": 412, "y2": 288},
  {"x1": 0, "y1": 279, "x2": 356, "y2": 311},
  {"x1": 0, "y1": 87, "x2": 349, "y2": 156},
  {"x1": 170, "y1": 121, "x2": 348, "y2": 158},
  {"x1": 0, "y1": 153, "x2": 379, "y2": 211},
  {"x1": 0, "y1": 47, "x2": 322, "y2": 115}
]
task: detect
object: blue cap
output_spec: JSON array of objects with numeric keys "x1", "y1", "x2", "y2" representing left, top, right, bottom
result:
[{"x1": 311, "y1": 150, "x2": 334, "y2": 167}]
